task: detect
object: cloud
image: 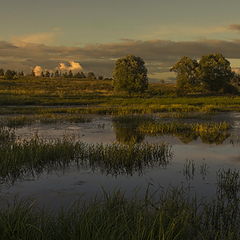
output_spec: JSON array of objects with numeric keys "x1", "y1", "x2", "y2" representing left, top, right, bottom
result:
[
  {"x1": 140, "y1": 25, "x2": 228, "y2": 40},
  {"x1": 12, "y1": 31, "x2": 59, "y2": 46},
  {"x1": 228, "y1": 24, "x2": 240, "y2": 31},
  {"x1": 59, "y1": 61, "x2": 83, "y2": 72},
  {"x1": 2, "y1": 37, "x2": 240, "y2": 79},
  {"x1": 33, "y1": 66, "x2": 43, "y2": 76}
]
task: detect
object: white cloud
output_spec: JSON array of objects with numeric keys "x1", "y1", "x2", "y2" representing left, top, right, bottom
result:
[
  {"x1": 33, "y1": 65, "x2": 43, "y2": 76},
  {"x1": 58, "y1": 61, "x2": 83, "y2": 72}
]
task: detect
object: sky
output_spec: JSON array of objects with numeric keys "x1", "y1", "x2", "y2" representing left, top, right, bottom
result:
[{"x1": 1, "y1": 0, "x2": 240, "y2": 80}]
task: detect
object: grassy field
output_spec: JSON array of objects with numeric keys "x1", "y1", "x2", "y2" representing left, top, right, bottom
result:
[{"x1": 0, "y1": 76, "x2": 240, "y2": 115}]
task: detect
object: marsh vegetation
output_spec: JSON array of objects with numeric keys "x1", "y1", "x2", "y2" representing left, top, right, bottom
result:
[
  {"x1": 1, "y1": 170, "x2": 240, "y2": 240},
  {"x1": 1, "y1": 75, "x2": 240, "y2": 239}
]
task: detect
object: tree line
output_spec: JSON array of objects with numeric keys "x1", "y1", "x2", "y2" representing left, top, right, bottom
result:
[
  {"x1": 1, "y1": 53, "x2": 239, "y2": 95},
  {"x1": 0, "y1": 69, "x2": 108, "y2": 81},
  {"x1": 112, "y1": 53, "x2": 240, "y2": 95},
  {"x1": 170, "y1": 53, "x2": 239, "y2": 95}
]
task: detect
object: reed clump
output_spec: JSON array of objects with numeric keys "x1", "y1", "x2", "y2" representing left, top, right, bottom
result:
[{"x1": 0, "y1": 131, "x2": 172, "y2": 183}]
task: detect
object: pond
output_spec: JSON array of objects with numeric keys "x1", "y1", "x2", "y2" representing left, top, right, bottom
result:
[{"x1": 1, "y1": 112, "x2": 240, "y2": 210}]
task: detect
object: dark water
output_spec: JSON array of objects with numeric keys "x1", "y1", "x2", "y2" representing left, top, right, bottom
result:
[{"x1": 1, "y1": 113, "x2": 240, "y2": 209}]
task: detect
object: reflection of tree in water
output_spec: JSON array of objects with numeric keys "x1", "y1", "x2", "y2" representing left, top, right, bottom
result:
[
  {"x1": 174, "y1": 131, "x2": 230, "y2": 144},
  {"x1": 113, "y1": 116, "x2": 231, "y2": 145},
  {"x1": 199, "y1": 132, "x2": 230, "y2": 144},
  {"x1": 113, "y1": 122, "x2": 145, "y2": 144},
  {"x1": 174, "y1": 132, "x2": 198, "y2": 144}
]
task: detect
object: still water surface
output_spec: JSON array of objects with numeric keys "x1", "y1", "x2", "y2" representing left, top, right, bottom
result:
[{"x1": 1, "y1": 113, "x2": 240, "y2": 209}]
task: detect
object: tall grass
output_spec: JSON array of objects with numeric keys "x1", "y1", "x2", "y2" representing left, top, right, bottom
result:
[
  {"x1": 1, "y1": 172, "x2": 240, "y2": 240},
  {"x1": 0, "y1": 129, "x2": 172, "y2": 183}
]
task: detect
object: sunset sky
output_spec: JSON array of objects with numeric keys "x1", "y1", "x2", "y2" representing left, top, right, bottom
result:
[{"x1": 1, "y1": 0, "x2": 240, "y2": 80}]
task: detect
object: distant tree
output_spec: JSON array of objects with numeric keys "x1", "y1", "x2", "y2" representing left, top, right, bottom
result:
[
  {"x1": 63, "y1": 72, "x2": 68, "y2": 78},
  {"x1": 31, "y1": 70, "x2": 35, "y2": 77},
  {"x1": 45, "y1": 71, "x2": 50, "y2": 78},
  {"x1": 54, "y1": 70, "x2": 60, "y2": 77},
  {"x1": 170, "y1": 56, "x2": 199, "y2": 94},
  {"x1": 98, "y1": 75, "x2": 104, "y2": 80},
  {"x1": 74, "y1": 72, "x2": 83, "y2": 78},
  {"x1": 51, "y1": 73, "x2": 54, "y2": 78},
  {"x1": 198, "y1": 53, "x2": 234, "y2": 92},
  {"x1": 68, "y1": 70, "x2": 73, "y2": 78},
  {"x1": 41, "y1": 72, "x2": 45, "y2": 77},
  {"x1": 81, "y1": 72, "x2": 86, "y2": 78},
  {"x1": 5, "y1": 70, "x2": 16, "y2": 80},
  {"x1": 113, "y1": 55, "x2": 148, "y2": 94},
  {"x1": 0, "y1": 69, "x2": 4, "y2": 77},
  {"x1": 87, "y1": 72, "x2": 96, "y2": 80},
  {"x1": 18, "y1": 71, "x2": 24, "y2": 77}
]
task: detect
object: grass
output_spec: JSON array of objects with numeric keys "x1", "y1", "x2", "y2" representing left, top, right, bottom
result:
[
  {"x1": 138, "y1": 121, "x2": 230, "y2": 144},
  {"x1": 0, "y1": 76, "x2": 240, "y2": 115},
  {"x1": 112, "y1": 115, "x2": 231, "y2": 144},
  {"x1": 0, "y1": 114, "x2": 92, "y2": 128},
  {"x1": 158, "y1": 112, "x2": 214, "y2": 120},
  {"x1": 183, "y1": 159, "x2": 195, "y2": 180},
  {"x1": 0, "y1": 128, "x2": 172, "y2": 183},
  {"x1": 1, "y1": 170, "x2": 240, "y2": 239}
]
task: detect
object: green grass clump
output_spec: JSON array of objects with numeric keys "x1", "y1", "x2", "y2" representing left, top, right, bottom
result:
[
  {"x1": 0, "y1": 133, "x2": 172, "y2": 183},
  {"x1": 138, "y1": 121, "x2": 230, "y2": 144}
]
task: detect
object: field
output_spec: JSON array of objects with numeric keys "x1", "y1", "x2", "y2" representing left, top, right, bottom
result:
[
  {"x1": 1, "y1": 77, "x2": 240, "y2": 239},
  {"x1": 0, "y1": 77, "x2": 240, "y2": 116}
]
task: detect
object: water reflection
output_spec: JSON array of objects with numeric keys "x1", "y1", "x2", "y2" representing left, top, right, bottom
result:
[
  {"x1": 112, "y1": 116, "x2": 231, "y2": 145},
  {"x1": 113, "y1": 121, "x2": 145, "y2": 144}
]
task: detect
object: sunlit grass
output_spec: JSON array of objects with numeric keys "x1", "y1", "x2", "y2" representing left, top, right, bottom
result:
[
  {"x1": 0, "y1": 77, "x2": 239, "y2": 115},
  {"x1": 138, "y1": 121, "x2": 230, "y2": 144},
  {"x1": 0, "y1": 114, "x2": 92, "y2": 128}
]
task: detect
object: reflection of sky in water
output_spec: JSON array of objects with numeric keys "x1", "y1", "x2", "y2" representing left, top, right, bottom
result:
[{"x1": 1, "y1": 113, "x2": 240, "y2": 210}]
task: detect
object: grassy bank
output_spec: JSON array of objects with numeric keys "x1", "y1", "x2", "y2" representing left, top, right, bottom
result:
[{"x1": 1, "y1": 168, "x2": 240, "y2": 240}]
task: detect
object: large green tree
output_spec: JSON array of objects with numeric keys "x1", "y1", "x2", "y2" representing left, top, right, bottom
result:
[
  {"x1": 198, "y1": 53, "x2": 234, "y2": 92},
  {"x1": 170, "y1": 56, "x2": 199, "y2": 94},
  {"x1": 113, "y1": 55, "x2": 148, "y2": 94}
]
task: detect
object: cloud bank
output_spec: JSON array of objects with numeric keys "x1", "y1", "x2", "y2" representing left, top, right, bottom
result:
[{"x1": 2, "y1": 31, "x2": 240, "y2": 79}]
